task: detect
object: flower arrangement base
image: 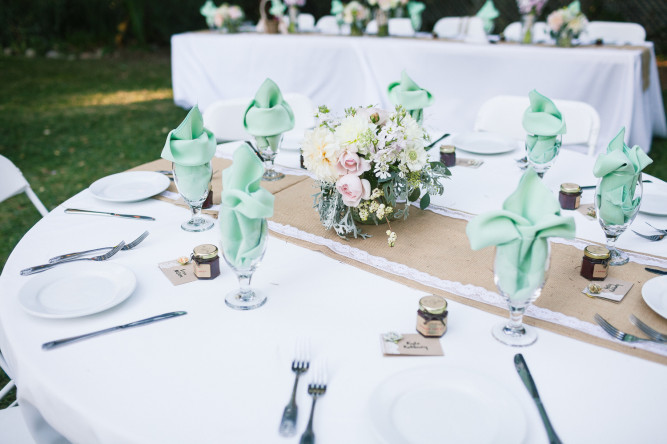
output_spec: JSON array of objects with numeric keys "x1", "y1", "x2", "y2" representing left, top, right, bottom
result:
[
  {"x1": 377, "y1": 25, "x2": 389, "y2": 37},
  {"x1": 265, "y1": 20, "x2": 279, "y2": 34},
  {"x1": 556, "y1": 34, "x2": 573, "y2": 47},
  {"x1": 350, "y1": 23, "x2": 364, "y2": 36}
]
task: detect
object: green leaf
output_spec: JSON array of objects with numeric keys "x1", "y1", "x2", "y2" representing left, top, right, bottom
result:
[
  {"x1": 408, "y1": 188, "x2": 420, "y2": 202},
  {"x1": 419, "y1": 193, "x2": 430, "y2": 210}
]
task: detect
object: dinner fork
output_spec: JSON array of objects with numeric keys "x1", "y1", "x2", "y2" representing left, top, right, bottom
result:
[
  {"x1": 645, "y1": 222, "x2": 667, "y2": 235},
  {"x1": 20, "y1": 241, "x2": 125, "y2": 275},
  {"x1": 279, "y1": 339, "x2": 310, "y2": 437},
  {"x1": 299, "y1": 366, "x2": 327, "y2": 444},
  {"x1": 594, "y1": 313, "x2": 665, "y2": 344},
  {"x1": 48, "y1": 231, "x2": 149, "y2": 263},
  {"x1": 629, "y1": 314, "x2": 667, "y2": 342},
  {"x1": 631, "y1": 230, "x2": 665, "y2": 242}
]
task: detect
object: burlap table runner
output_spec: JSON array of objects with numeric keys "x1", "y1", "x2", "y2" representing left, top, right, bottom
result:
[{"x1": 136, "y1": 159, "x2": 666, "y2": 364}]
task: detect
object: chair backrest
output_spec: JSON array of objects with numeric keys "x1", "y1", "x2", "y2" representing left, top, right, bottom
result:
[
  {"x1": 433, "y1": 17, "x2": 487, "y2": 43},
  {"x1": 0, "y1": 155, "x2": 48, "y2": 216},
  {"x1": 316, "y1": 15, "x2": 343, "y2": 34},
  {"x1": 365, "y1": 19, "x2": 378, "y2": 34},
  {"x1": 473, "y1": 95, "x2": 601, "y2": 156},
  {"x1": 583, "y1": 21, "x2": 646, "y2": 45},
  {"x1": 433, "y1": 17, "x2": 463, "y2": 39},
  {"x1": 503, "y1": 21, "x2": 550, "y2": 42},
  {"x1": 298, "y1": 13, "x2": 315, "y2": 32},
  {"x1": 203, "y1": 93, "x2": 315, "y2": 143},
  {"x1": 389, "y1": 18, "x2": 414, "y2": 37}
]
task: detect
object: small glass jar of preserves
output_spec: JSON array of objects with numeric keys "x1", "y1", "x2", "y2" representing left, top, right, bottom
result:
[
  {"x1": 559, "y1": 183, "x2": 582, "y2": 210},
  {"x1": 192, "y1": 244, "x2": 220, "y2": 280},
  {"x1": 580, "y1": 245, "x2": 610, "y2": 281},
  {"x1": 202, "y1": 182, "x2": 214, "y2": 209},
  {"x1": 439, "y1": 145, "x2": 456, "y2": 167},
  {"x1": 416, "y1": 295, "x2": 448, "y2": 337}
]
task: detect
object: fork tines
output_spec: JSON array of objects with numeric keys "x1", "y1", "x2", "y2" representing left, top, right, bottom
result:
[
  {"x1": 629, "y1": 314, "x2": 667, "y2": 342},
  {"x1": 594, "y1": 313, "x2": 624, "y2": 340},
  {"x1": 632, "y1": 230, "x2": 665, "y2": 242}
]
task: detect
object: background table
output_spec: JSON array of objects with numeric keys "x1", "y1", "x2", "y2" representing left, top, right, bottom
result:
[{"x1": 172, "y1": 32, "x2": 666, "y2": 154}]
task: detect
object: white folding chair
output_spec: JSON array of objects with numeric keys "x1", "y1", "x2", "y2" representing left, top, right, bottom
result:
[
  {"x1": 0, "y1": 405, "x2": 35, "y2": 443},
  {"x1": 503, "y1": 21, "x2": 550, "y2": 42},
  {"x1": 297, "y1": 13, "x2": 315, "y2": 32},
  {"x1": 433, "y1": 17, "x2": 487, "y2": 43},
  {"x1": 316, "y1": 15, "x2": 346, "y2": 34},
  {"x1": 365, "y1": 19, "x2": 377, "y2": 34},
  {"x1": 474, "y1": 95, "x2": 601, "y2": 156},
  {"x1": 0, "y1": 155, "x2": 48, "y2": 217},
  {"x1": 433, "y1": 17, "x2": 464, "y2": 39},
  {"x1": 389, "y1": 18, "x2": 414, "y2": 37},
  {"x1": 583, "y1": 21, "x2": 646, "y2": 45}
]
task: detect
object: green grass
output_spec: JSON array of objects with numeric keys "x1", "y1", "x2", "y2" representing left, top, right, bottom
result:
[{"x1": 0, "y1": 51, "x2": 666, "y2": 407}]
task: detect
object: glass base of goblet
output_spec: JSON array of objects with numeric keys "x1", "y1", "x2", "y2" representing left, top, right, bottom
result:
[
  {"x1": 181, "y1": 215, "x2": 214, "y2": 232},
  {"x1": 608, "y1": 247, "x2": 629, "y2": 266},
  {"x1": 262, "y1": 169, "x2": 284, "y2": 182},
  {"x1": 225, "y1": 289, "x2": 267, "y2": 310},
  {"x1": 491, "y1": 321, "x2": 537, "y2": 347}
]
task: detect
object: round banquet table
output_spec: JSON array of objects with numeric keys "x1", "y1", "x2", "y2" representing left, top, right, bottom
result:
[{"x1": 1, "y1": 145, "x2": 666, "y2": 444}]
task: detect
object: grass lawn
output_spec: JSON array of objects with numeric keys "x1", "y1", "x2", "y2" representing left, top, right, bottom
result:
[{"x1": 0, "y1": 50, "x2": 666, "y2": 407}]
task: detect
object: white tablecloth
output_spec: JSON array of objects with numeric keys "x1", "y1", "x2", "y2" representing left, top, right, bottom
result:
[
  {"x1": 171, "y1": 32, "x2": 666, "y2": 154},
  {"x1": 1, "y1": 147, "x2": 666, "y2": 443}
]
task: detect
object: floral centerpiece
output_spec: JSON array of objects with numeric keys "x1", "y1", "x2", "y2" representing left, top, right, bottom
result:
[
  {"x1": 367, "y1": 0, "x2": 408, "y2": 36},
  {"x1": 214, "y1": 3, "x2": 245, "y2": 33},
  {"x1": 547, "y1": 1, "x2": 588, "y2": 47},
  {"x1": 259, "y1": 0, "x2": 287, "y2": 34},
  {"x1": 285, "y1": 0, "x2": 306, "y2": 33},
  {"x1": 343, "y1": 1, "x2": 370, "y2": 36},
  {"x1": 516, "y1": 0, "x2": 548, "y2": 43},
  {"x1": 302, "y1": 105, "x2": 450, "y2": 246}
]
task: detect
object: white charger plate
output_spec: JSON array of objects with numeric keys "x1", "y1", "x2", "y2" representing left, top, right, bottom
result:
[
  {"x1": 449, "y1": 132, "x2": 519, "y2": 155},
  {"x1": 642, "y1": 276, "x2": 667, "y2": 319},
  {"x1": 18, "y1": 262, "x2": 136, "y2": 318},
  {"x1": 368, "y1": 365, "x2": 527, "y2": 444},
  {"x1": 639, "y1": 190, "x2": 667, "y2": 216},
  {"x1": 89, "y1": 171, "x2": 170, "y2": 202}
]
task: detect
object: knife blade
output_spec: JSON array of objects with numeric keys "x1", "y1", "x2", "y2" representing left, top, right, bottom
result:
[
  {"x1": 645, "y1": 267, "x2": 667, "y2": 275},
  {"x1": 42, "y1": 311, "x2": 187, "y2": 350},
  {"x1": 514, "y1": 354, "x2": 562, "y2": 444},
  {"x1": 65, "y1": 208, "x2": 155, "y2": 221}
]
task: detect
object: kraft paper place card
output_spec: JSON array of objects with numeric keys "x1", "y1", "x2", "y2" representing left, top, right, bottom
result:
[
  {"x1": 456, "y1": 158, "x2": 484, "y2": 168},
  {"x1": 582, "y1": 278, "x2": 634, "y2": 303},
  {"x1": 577, "y1": 204, "x2": 597, "y2": 220},
  {"x1": 380, "y1": 333, "x2": 444, "y2": 356},
  {"x1": 159, "y1": 260, "x2": 197, "y2": 286}
]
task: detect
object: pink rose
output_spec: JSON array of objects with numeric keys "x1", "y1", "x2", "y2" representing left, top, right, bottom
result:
[
  {"x1": 547, "y1": 11, "x2": 564, "y2": 32},
  {"x1": 336, "y1": 174, "x2": 371, "y2": 207},
  {"x1": 336, "y1": 151, "x2": 371, "y2": 176}
]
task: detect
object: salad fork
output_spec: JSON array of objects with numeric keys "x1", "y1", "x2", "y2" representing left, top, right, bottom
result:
[
  {"x1": 20, "y1": 241, "x2": 125, "y2": 275},
  {"x1": 594, "y1": 314, "x2": 665, "y2": 344},
  {"x1": 48, "y1": 231, "x2": 149, "y2": 263},
  {"x1": 645, "y1": 222, "x2": 667, "y2": 235},
  {"x1": 629, "y1": 315, "x2": 667, "y2": 342},
  {"x1": 279, "y1": 339, "x2": 310, "y2": 437},
  {"x1": 299, "y1": 365, "x2": 327, "y2": 444},
  {"x1": 631, "y1": 230, "x2": 665, "y2": 242}
]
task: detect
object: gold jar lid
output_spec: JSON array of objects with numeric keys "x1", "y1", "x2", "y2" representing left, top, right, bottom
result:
[
  {"x1": 193, "y1": 244, "x2": 219, "y2": 260},
  {"x1": 439, "y1": 145, "x2": 455, "y2": 154},
  {"x1": 419, "y1": 295, "x2": 448, "y2": 314},
  {"x1": 584, "y1": 245, "x2": 610, "y2": 260},
  {"x1": 560, "y1": 183, "x2": 581, "y2": 194}
]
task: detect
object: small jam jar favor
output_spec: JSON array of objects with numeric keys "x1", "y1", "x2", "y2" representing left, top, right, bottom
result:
[
  {"x1": 580, "y1": 245, "x2": 610, "y2": 281},
  {"x1": 192, "y1": 244, "x2": 220, "y2": 280},
  {"x1": 559, "y1": 183, "x2": 582, "y2": 210},
  {"x1": 439, "y1": 145, "x2": 456, "y2": 167},
  {"x1": 202, "y1": 182, "x2": 213, "y2": 209},
  {"x1": 416, "y1": 295, "x2": 448, "y2": 337}
]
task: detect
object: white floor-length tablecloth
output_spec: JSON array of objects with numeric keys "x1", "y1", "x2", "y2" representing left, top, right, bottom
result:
[{"x1": 172, "y1": 32, "x2": 666, "y2": 154}]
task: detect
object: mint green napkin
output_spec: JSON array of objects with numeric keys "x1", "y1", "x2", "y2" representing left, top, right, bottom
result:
[
  {"x1": 200, "y1": 0, "x2": 217, "y2": 28},
  {"x1": 593, "y1": 127, "x2": 652, "y2": 226},
  {"x1": 407, "y1": 2, "x2": 425, "y2": 32},
  {"x1": 568, "y1": 0, "x2": 581, "y2": 15},
  {"x1": 476, "y1": 0, "x2": 499, "y2": 34},
  {"x1": 522, "y1": 90, "x2": 566, "y2": 164},
  {"x1": 387, "y1": 70, "x2": 433, "y2": 124},
  {"x1": 243, "y1": 78, "x2": 295, "y2": 152},
  {"x1": 220, "y1": 143, "x2": 275, "y2": 269},
  {"x1": 161, "y1": 106, "x2": 216, "y2": 201},
  {"x1": 466, "y1": 168, "x2": 575, "y2": 302},
  {"x1": 331, "y1": 0, "x2": 344, "y2": 16},
  {"x1": 269, "y1": 0, "x2": 286, "y2": 17}
]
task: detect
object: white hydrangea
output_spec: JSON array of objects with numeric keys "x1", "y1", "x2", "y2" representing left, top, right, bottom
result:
[{"x1": 334, "y1": 113, "x2": 374, "y2": 154}]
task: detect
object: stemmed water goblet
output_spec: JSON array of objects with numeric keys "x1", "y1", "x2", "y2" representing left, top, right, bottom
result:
[
  {"x1": 595, "y1": 173, "x2": 643, "y2": 266},
  {"x1": 526, "y1": 135, "x2": 561, "y2": 179},
  {"x1": 172, "y1": 161, "x2": 214, "y2": 232},
  {"x1": 492, "y1": 245, "x2": 550, "y2": 347},
  {"x1": 256, "y1": 135, "x2": 284, "y2": 181},
  {"x1": 222, "y1": 219, "x2": 268, "y2": 310}
]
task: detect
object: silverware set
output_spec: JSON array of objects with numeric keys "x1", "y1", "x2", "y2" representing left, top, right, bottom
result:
[
  {"x1": 594, "y1": 313, "x2": 667, "y2": 344},
  {"x1": 633, "y1": 222, "x2": 666, "y2": 242},
  {"x1": 300, "y1": 368, "x2": 328, "y2": 444},
  {"x1": 65, "y1": 208, "x2": 156, "y2": 221},
  {"x1": 48, "y1": 231, "x2": 149, "y2": 262}
]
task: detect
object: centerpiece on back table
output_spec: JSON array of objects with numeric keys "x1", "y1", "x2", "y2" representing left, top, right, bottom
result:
[{"x1": 301, "y1": 105, "x2": 450, "y2": 246}]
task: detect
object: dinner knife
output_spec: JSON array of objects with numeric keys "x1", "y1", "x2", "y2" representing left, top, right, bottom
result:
[
  {"x1": 645, "y1": 267, "x2": 667, "y2": 275},
  {"x1": 65, "y1": 208, "x2": 155, "y2": 221},
  {"x1": 42, "y1": 311, "x2": 187, "y2": 350},
  {"x1": 514, "y1": 354, "x2": 562, "y2": 444}
]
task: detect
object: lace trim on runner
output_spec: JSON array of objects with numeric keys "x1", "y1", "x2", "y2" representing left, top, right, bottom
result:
[{"x1": 268, "y1": 220, "x2": 667, "y2": 357}]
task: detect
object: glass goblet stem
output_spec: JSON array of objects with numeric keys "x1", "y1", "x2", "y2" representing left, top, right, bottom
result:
[
  {"x1": 236, "y1": 272, "x2": 254, "y2": 301},
  {"x1": 504, "y1": 304, "x2": 528, "y2": 337}
]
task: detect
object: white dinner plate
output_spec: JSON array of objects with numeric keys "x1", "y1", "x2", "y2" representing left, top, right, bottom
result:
[
  {"x1": 282, "y1": 130, "x2": 307, "y2": 151},
  {"x1": 368, "y1": 365, "x2": 527, "y2": 444},
  {"x1": 449, "y1": 132, "x2": 519, "y2": 155},
  {"x1": 642, "y1": 276, "x2": 667, "y2": 319},
  {"x1": 18, "y1": 262, "x2": 136, "y2": 318},
  {"x1": 89, "y1": 171, "x2": 170, "y2": 202},
  {"x1": 639, "y1": 190, "x2": 667, "y2": 216}
]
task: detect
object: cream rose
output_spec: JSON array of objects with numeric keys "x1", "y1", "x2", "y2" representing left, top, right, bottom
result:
[{"x1": 336, "y1": 174, "x2": 371, "y2": 207}]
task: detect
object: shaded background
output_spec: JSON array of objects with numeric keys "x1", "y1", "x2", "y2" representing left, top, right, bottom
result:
[{"x1": 1, "y1": 0, "x2": 666, "y2": 55}]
